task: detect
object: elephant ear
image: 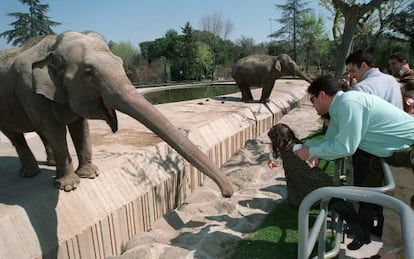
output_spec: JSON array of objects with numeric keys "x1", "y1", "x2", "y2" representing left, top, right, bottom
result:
[
  {"x1": 15, "y1": 35, "x2": 67, "y2": 105},
  {"x1": 275, "y1": 59, "x2": 282, "y2": 72},
  {"x1": 32, "y1": 53, "x2": 67, "y2": 105}
]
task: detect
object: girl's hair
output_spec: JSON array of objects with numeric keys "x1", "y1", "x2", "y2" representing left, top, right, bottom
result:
[{"x1": 267, "y1": 123, "x2": 302, "y2": 158}]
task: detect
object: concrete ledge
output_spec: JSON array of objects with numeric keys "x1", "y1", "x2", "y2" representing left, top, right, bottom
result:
[{"x1": 0, "y1": 80, "x2": 309, "y2": 258}]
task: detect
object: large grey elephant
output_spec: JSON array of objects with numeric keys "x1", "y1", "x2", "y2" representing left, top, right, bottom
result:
[
  {"x1": 0, "y1": 31, "x2": 233, "y2": 197},
  {"x1": 231, "y1": 54, "x2": 312, "y2": 103}
]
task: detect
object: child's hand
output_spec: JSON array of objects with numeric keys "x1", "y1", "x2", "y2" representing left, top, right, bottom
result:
[
  {"x1": 268, "y1": 160, "x2": 279, "y2": 169},
  {"x1": 306, "y1": 157, "x2": 319, "y2": 169}
]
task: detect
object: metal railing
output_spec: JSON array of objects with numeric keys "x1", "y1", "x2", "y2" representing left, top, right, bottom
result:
[{"x1": 297, "y1": 158, "x2": 413, "y2": 259}]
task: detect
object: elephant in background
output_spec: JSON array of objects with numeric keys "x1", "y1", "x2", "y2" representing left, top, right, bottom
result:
[
  {"x1": 231, "y1": 54, "x2": 312, "y2": 103},
  {"x1": 0, "y1": 31, "x2": 233, "y2": 197}
]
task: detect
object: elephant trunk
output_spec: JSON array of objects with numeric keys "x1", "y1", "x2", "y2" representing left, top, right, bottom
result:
[
  {"x1": 102, "y1": 80, "x2": 233, "y2": 198},
  {"x1": 296, "y1": 69, "x2": 313, "y2": 83}
]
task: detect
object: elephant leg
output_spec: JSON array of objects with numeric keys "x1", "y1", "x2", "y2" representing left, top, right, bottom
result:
[
  {"x1": 2, "y1": 130, "x2": 40, "y2": 177},
  {"x1": 44, "y1": 126, "x2": 80, "y2": 191},
  {"x1": 68, "y1": 117, "x2": 99, "y2": 178},
  {"x1": 238, "y1": 83, "x2": 254, "y2": 102},
  {"x1": 260, "y1": 80, "x2": 275, "y2": 103},
  {"x1": 37, "y1": 131, "x2": 56, "y2": 166}
]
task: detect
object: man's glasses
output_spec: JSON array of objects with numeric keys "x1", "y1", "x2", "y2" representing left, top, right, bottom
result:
[{"x1": 310, "y1": 95, "x2": 316, "y2": 104}]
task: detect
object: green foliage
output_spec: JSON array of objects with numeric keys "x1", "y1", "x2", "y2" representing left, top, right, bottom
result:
[
  {"x1": 299, "y1": 12, "x2": 330, "y2": 72},
  {"x1": 108, "y1": 41, "x2": 139, "y2": 82},
  {"x1": 267, "y1": 40, "x2": 291, "y2": 57},
  {"x1": 318, "y1": 0, "x2": 410, "y2": 77},
  {"x1": 194, "y1": 30, "x2": 236, "y2": 79},
  {"x1": 0, "y1": 0, "x2": 60, "y2": 46},
  {"x1": 195, "y1": 42, "x2": 213, "y2": 78},
  {"x1": 138, "y1": 24, "x2": 237, "y2": 81},
  {"x1": 388, "y1": 1, "x2": 414, "y2": 49},
  {"x1": 180, "y1": 22, "x2": 199, "y2": 80},
  {"x1": 272, "y1": 0, "x2": 313, "y2": 61},
  {"x1": 374, "y1": 40, "x2": 413, "y2": 70}
]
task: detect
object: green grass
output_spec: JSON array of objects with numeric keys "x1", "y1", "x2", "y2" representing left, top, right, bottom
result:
[
  {"x1": 230, "y1": 201, "x2": 335, "y2": 259},
  {"x1": 231, "y1": 201, "x2": 304, "y2": 259},
  {"x1": 230, "y1": 130, "x2": 335, "y2": 259}
]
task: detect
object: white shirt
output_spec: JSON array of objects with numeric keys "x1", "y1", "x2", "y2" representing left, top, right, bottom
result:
[{"x1": 353, "y1": 68, "x2": 403, "y2": 109}]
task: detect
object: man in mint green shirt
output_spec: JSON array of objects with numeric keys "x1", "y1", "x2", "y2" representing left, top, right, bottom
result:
[
  {"x1": 295, "y1": 75, "x2": 414, "y2": 258},
  {"x1": 307, "y1": 89, "x2": 413, "y2": 160}
]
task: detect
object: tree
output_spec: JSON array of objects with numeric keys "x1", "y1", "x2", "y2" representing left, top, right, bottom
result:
[
  {"x1": 0, "y1": 0, "x2": 60, "y2": 46},
  {"x1": 139, "y1": 29, "x2": 184, "y2": 81},
  {"x1": 271, "y1": 0, "x2": 312, "y2": 62},
  {"x1": 194, "y1": 30, "x2": 233, "y2": 80},
  {"x1": 108, "y1": 41, "x2": 139, "y2": 82},
  {"x1": 233, "y1": 36, "x2": 268, "y2": 61},
  {"x1": 199, "y1": 13, "x2": 236, "y2": 80},
  {"x1": 234, "y1": 36, "x2": 256, "y2": 59},
  {"x1": 299, "y1": 13, "x2": 329, "y2": 73},
  {"x1": 181, "y1": 22, "x2": 198, "y2": 80},
  {"x1": 320, "y1": 0, "x2": 400, "y2": 77},
  {"x1": 388, "y1": 1, "x2": 414, "y2": 49},
  {"x1": 200, "y1": 12, "x2": 235, "y2": 40},
  {"x1": 355, "y1": 1, "x2": 406, "y2": 49},
  {"x1": 196, "y1": 42, "x2": 213, "y2": 78}
]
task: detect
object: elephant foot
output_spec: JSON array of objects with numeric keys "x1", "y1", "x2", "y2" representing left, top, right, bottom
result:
[
  {"x1": 19, "y1": 166, "x2": 40, "y2": 177},
  {"x1": 54, "y1": 173, "x2": 80, "y2": 192},
  {"x1": 76, "y1": 163, "x2": 99, "y2": 179}
]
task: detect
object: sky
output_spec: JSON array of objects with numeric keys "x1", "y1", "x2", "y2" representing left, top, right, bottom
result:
[{"x1": 0, "y1": 0, "x2": 332, "y2": 50}]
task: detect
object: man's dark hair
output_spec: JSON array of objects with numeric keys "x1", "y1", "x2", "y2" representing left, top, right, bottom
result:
[
  {"x1": 307, "y1": 74, "x2": 339, "y2": 97},
  {"x1": 345, "y1": 49, "x2": 375, "y2": 67},
  {"x1": 388, "y1": 52, "x2": 409, "y2": 63}
]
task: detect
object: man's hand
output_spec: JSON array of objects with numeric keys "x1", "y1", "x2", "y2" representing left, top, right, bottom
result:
[{"x1": 294, "y1": 145, "x2": 311, "y2": 161}]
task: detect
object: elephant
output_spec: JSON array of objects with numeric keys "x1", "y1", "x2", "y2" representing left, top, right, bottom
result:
[
  {"x1": 0, "y1": 31, "x2": 233, "y2": 197},
  {"x1": 231, "y1": 54, "x2": 312, "y2": 103}
]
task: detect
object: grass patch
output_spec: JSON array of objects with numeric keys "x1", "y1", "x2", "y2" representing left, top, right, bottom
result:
[
  {"x1": 231, "y1": 201, "x2": 303, "y2": 258},
  {"x1": 230, "y1": 201, "x2": 333, "y2": 259}
]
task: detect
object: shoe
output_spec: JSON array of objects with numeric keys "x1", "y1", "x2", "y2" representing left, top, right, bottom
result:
[{"x1": 346, "y1": 237, "x2": 371, "y2": 250}]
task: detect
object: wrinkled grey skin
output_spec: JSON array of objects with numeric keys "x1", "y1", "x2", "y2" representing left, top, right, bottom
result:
[
  {"x1": 0, "y1": 31, "x2": 233, "y2": 197},
  {"x1": 231, "y1": 54, "x2": 312, "y2": 103}
]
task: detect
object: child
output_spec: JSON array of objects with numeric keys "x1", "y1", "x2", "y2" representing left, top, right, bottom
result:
[
  {"x1": 267, "y1": 123, "x2": 371, "y2": 250},
  {"x1": 267, "y1": 123, "x2": 335, "y2": 206}
]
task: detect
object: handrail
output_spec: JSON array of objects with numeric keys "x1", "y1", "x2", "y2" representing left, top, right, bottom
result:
[
  {"x1": 298, "y1": 187, "x2": 414, "y2": 259},
  {"x1": 297, "y1": 158, "x2": 408, "y2": 259},
  {"x1": 334, "y1": 157, "x2": 395, "y2": 193},
  {"x1": 340, "y1": 158, "x2": 395, "y2": 193}
]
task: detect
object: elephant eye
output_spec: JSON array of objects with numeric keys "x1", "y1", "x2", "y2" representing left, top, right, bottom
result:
[
  {"x1": 83, "y1": 68, "x2": 94, "y2": 79},
  {"x1": 84, "y1": 68, "x2": 93, "y2": 75}
]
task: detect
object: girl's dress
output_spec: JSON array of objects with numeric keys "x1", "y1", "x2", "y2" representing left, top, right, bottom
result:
[{"x1": 280, "y1": 145, "x2": 336, "y2": 207}]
